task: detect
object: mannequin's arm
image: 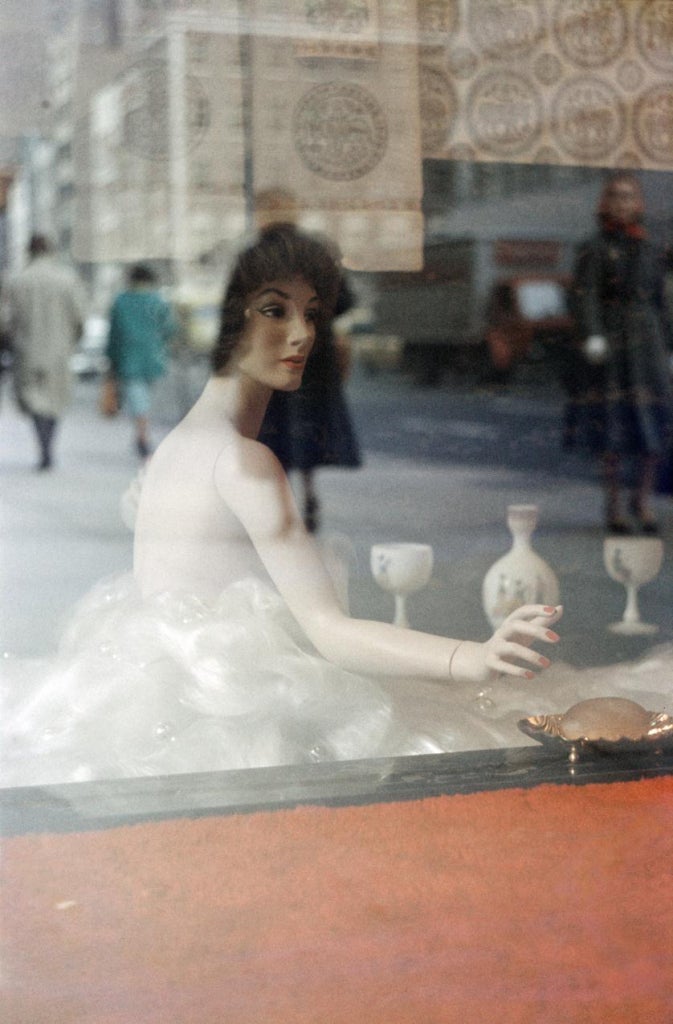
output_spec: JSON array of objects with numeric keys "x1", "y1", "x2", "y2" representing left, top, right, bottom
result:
[{"x1": 214, "y1": 439, "x2": 561, "y2": 686}]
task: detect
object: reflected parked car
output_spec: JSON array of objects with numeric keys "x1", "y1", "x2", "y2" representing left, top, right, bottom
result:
[
  {"x1": 484, "y1": 275, "x2": 575, "y2": 375},
  {"x1": 71, "y1": 315, "x2": 109, "y2": 378},
  {"x1": 342, "y1": 309, "x2": 402, "y2": 374}
]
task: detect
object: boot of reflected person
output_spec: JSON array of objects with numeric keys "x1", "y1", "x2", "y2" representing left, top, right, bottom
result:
[{"x1": 304, "y1": 495, "x2": 320, "y2": 533}]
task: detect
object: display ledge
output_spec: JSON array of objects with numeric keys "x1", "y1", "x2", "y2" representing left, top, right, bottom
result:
[{"x1": 3, "y1": 743, "x2": 673, "y2": 836}]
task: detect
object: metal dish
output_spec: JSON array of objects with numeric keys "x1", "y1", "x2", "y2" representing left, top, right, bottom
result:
[{"x1": 518, "y1": 697, "x2": 673, "y2": 763}]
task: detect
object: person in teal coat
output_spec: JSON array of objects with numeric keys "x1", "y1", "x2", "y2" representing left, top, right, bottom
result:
[{"x1": 106, "y1": 264, "x2": 177, "y2": 458}]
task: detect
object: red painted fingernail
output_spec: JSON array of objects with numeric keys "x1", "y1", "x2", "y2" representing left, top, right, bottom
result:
[
  {"x1": 544, "y1": 606, "x2": 555, "y2": 613},
  {"x1": 546, "y1": 630, "x2": 559, "y2": 641},
  {"x1": 525, "y1": 671, "x2": 535, "y2": 679},
  {"x1": 539, "y1": 656, "x2": 551, "y2": 668}
]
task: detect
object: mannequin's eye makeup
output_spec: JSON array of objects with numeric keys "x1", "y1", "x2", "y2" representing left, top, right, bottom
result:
[
  {"x1": 257, "y1": 303, "x2": 285, "y2": 318},
  {"x1": 248, "y1": 286, "x2": 321, "y2": 324}
]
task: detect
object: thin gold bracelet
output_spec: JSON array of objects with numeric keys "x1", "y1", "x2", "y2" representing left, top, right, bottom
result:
[{"x1": 448, "y1": 641, "x2": 463, "y2": 681}]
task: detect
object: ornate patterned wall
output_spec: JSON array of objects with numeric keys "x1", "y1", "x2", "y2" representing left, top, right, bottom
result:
[
  {"x1": 418, "y1": 0, "x2": 673, "y2": 170},
  {"x1": 250, "y1": 1, "x2": 672, "y2": 270},
  {"x1": 251, "y1": 0, "x2": 424, "y2": 270},
  {"x1": 80, "y1": 2, "x2": 673, "y2": 271}
]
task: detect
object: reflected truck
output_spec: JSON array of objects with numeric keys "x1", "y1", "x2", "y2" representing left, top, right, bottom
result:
[{"x1": 361, "y1": 236, "x2": 577, "y2": 384}]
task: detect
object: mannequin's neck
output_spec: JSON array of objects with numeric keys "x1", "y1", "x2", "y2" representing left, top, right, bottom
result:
[{"x1": 198, "y1": 374, "x2": 272, "y2": 439}]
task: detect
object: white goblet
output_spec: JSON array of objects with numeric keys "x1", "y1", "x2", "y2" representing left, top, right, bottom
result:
[
  {"x1": 370, "y1": 543, "x2": 433, "y2": 628},
  {"x1": 603, "y1": 537, "x2": 664, "y2": 636}
]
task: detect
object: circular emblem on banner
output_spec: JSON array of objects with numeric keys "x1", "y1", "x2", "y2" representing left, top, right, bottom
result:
[
  {"x1": 636, "y1": 0, "x2": 673, "y2": 74},
  {"x1": 551, "y1": 76, "x2": 624, "y2": 160},
  {"x1": 467, "y1": 71, "x2": 542, "y2": 157},
  {"x1": 446, "y1": 143, "x2": 476, "y2": 161},
  {"x1": 123, "y1": 61, "x2": 210, "y2": 161},
  {"x1": 419, "y1": 0, "x2": 459, "y2": 35},
  {"x1": 293, "y1": 83, "x2": 388, "y2": 181},
  {"x1": 553, "y1": 0, "x2": 628, "y2": 69},
  {"x1": 303, "y1": 0, "x2": 371, "y2": 33},
  {"x1": 446, "y1": 46, "x2": 479, "y2": 79},
  {"x1": 533, "y1": 52, "x2": 562, "y2": 86},
  {"x1": 534, "y1": 144, "x2": 561, "y2": 164},
  {"x1": 634, "y1": 85, "x2": 673, "y2": 165},
  {"x1": 467, "y1": 0, "x2": 545, "y2": 60},
  {"x1": 420, "y1": 66, "x2": 458, "y2": 155},
  {"x1": 616, "y1": 60, "x2": 645, "y2": 92},
  {"x1": 617, "y1": 150, "x2": 643, "y2": 169}
]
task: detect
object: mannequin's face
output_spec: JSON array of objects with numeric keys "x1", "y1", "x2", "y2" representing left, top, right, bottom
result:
[
  {"x1": 234, "y1": 276, "x2": 320, "y2": 391},
  {"x1": 604, "y1": 178, "x2": 641, "y2": 225}
]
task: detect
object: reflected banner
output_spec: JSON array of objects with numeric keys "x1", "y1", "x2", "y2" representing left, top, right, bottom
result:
[
  {"x1": 417, "y1": 0, "x2": 673, "y2": 170},
  {"x1": 6, "y1": 0, "x2": 672, "y2": 274},
  {"x1": 248, "y1": 0, "x2": 673, "y2": 270}
]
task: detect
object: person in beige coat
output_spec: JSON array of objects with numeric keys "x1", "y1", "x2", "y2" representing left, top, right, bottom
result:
[{"x1": 2, "y1": 235, "x2": 86, "y2": 469}]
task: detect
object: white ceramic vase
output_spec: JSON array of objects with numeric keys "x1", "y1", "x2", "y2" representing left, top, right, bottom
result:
[{"x1": 482, "y1": 504, "x2": 560, "y2": 629}]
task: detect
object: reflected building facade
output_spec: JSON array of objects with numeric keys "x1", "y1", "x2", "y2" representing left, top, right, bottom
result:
[{"x1": 2, "y1": 1, "x2": 672, "y2": 303}]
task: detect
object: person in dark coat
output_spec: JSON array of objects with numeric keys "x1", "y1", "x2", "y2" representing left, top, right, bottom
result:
[
  {"x1": 1, "y1": 235, "x2": 85, "y2": 469},
  {"x1": 570, "y1": 172, "x2": 673, "y2": 534},
  {"x1": 259, "y1": 274, "x2": 360, "y2": 531}
]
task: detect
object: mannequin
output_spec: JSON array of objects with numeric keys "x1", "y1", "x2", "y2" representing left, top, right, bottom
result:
[
  {"x1": 135, "y1": 224, "x2": 562, "y2": 684},
  {"x1": 2, "y1": 225, "x2": 563, "y2": 787}
]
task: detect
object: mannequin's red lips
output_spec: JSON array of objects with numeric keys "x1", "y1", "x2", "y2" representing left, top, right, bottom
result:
[{"x1": 280, "y1": 356, "x2": 306, "y2": 369}]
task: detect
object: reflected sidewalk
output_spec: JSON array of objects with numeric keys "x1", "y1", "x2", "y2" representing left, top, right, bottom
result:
[{"x1": 1, "y1": 377, "x2": 671, "y2": 670}]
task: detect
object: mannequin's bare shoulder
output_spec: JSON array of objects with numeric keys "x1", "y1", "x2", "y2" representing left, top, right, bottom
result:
[
  {"x1": 213, "y1": 435, "x2": 297, "y2": 539},
  {"x1": 214, "y1": 432, "x2": 284, "y2": 480}
]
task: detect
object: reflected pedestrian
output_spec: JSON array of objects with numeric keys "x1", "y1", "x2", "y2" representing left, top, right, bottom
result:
[
  {"x1": 1, "y1": 234, "x2": 85, "y2": 470},
  {"x1": 259, "y1": 274, "x2": 361, "y2": 531},
  {"x1": 254, "y1": 188, "x2": 361, "y2": 531},
  {"x1": 571, "y1": 172, "x2": 673, "y2": 534},
  {"x1": 106, "y1": 264, "x2": 177, "y2": 459}
]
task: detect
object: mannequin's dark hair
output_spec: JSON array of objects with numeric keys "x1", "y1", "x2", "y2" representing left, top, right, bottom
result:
[{"x1": 211, "y1": 223, "x2": 341, "y2": 373}]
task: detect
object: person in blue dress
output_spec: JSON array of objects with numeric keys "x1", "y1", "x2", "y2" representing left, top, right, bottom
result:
[
  {"x1": 252, "y1": 188, "x2": 361, "y2": 532},
  {"x1": 259, "y1": 271, "x2": 361, "y2": 531}
]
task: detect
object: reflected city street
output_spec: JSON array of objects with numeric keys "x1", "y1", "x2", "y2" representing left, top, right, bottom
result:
[
  {"x1": 2, "y1": 3, "x2": 673, "y2": 1017},
  {"x1": 2, "y1": 362, "x2": 671, "y2": 671}
]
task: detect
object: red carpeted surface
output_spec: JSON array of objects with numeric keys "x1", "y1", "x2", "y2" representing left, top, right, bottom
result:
[{"x1": 2, "y1": 776, "x2": 673, "y2": 1024}]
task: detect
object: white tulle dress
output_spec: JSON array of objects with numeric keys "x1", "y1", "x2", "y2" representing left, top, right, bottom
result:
[
  {"x1": 3, "y1": 422, "x2": 673, "y2": 790},
  {"x1": 0, "y1": 564, "x2": 500, "y2": 787},
  {"x1": 3, "y1": 552, "x2": 672, "y2": 789}
]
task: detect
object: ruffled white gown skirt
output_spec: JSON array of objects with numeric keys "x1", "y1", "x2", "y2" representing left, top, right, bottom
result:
[{"x1": 2, "y1": 574, "x2": 672, "y2": 787}]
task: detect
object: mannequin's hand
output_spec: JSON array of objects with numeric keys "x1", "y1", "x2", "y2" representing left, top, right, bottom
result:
[
  {"x1": 583, "y1": 335, "x2": 608, "y2": 364},
  {"x1": 480, "y1": 604, "x2": 563, "y2": 682}
]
